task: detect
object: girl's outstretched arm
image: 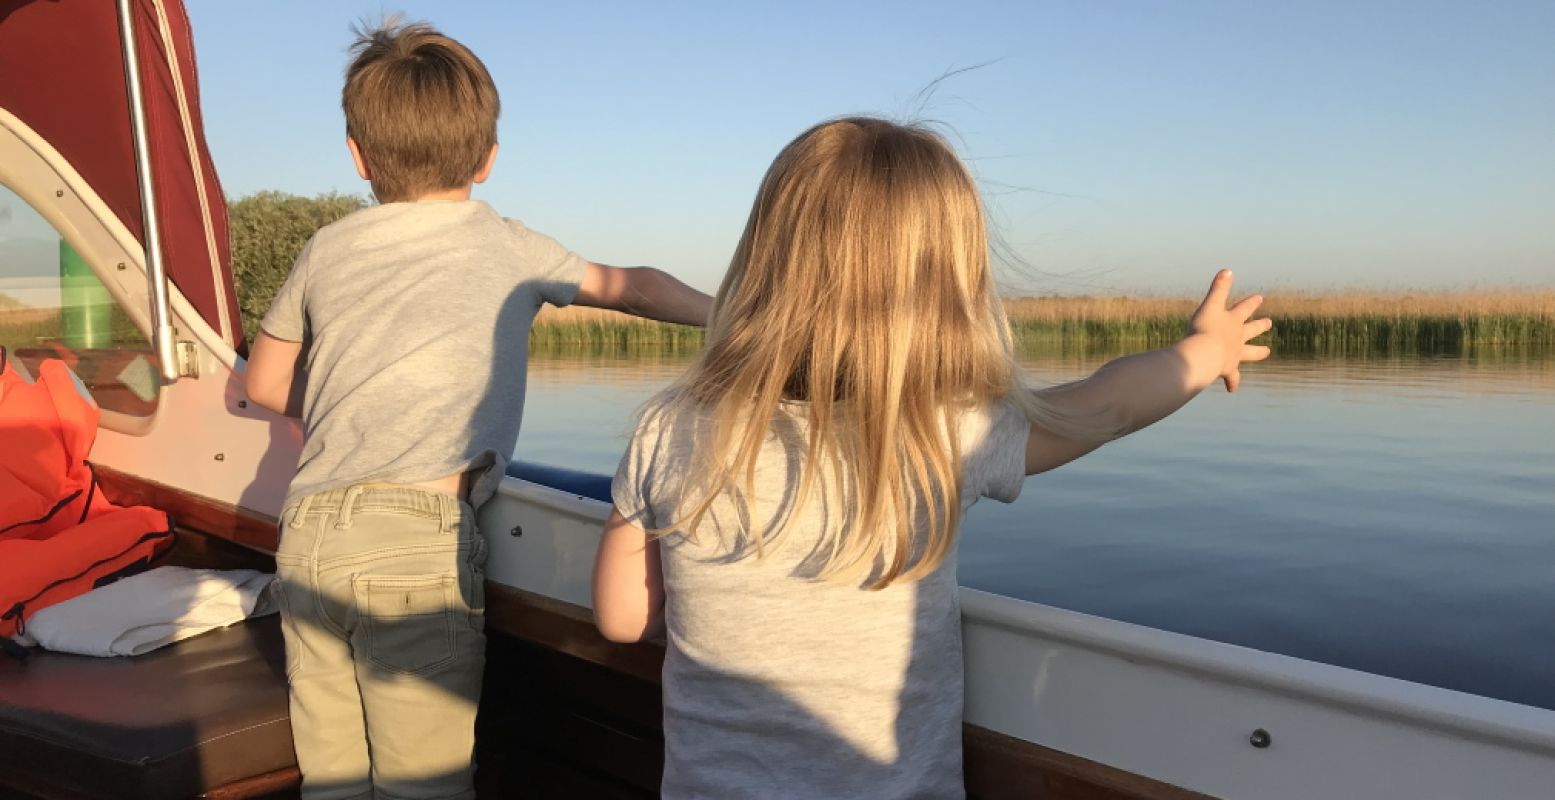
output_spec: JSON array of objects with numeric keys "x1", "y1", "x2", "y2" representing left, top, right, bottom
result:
[
  {"x1": 592, "y1": 510, "x2": 666, "y2": 643},
  {"x1": 1025, "y1": 270, "x2": 1272, "y2": 475}
]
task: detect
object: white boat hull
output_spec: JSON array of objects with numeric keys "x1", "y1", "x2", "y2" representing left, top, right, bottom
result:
[{"x1": 482, "y1": 476, "x2": 1555, "y2": 800}]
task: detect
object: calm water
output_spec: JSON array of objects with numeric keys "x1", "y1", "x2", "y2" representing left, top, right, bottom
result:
[{"x1": 516, "y1": 350, "x2": 1555, "y2": 711}]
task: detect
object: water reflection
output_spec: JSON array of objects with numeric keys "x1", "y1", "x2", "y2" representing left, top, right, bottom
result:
[{"x1": 517, "y1": 349, "x2": 1555, "y2": 710}]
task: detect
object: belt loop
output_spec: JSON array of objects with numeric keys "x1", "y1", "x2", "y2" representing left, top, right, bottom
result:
[
  {"x1": 440, "y1": 492, "x2": 458, "y2": 535},
  {"x1": 335, "y1": 485, "x2": 364, "y2": 529},
  {"x1": 289, "y1": 495, "x2": 314, "y2": 528}
]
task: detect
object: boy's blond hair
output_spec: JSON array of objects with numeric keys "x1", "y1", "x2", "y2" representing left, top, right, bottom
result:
[{"x1": 343, "y1": 19, "x2": 499, "y2": 202}]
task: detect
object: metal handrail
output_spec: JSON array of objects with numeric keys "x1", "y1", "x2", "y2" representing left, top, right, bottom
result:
[{"x1": 115, "y1": 0, "x2": 179, "y2": 382}]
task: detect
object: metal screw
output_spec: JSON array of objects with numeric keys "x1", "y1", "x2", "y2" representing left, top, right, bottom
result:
[
  {"x1": 1249, "y1": 728, "x2": 1271, "y2": 749},
  {"x1": 509, "y1": 525, "x2": 523, "y2": 538},
  {"x1": 213, "y1": 453, "x2": 225, "y2": 462},
  {"x1": 237, "y1": 400, "x2": 247, "y2": 409},
  {"x1": 116, "y1": 262, "x2": 127, "y2": 271},
  {"x1": 55, "y1": 189, "x2": 63, "y2": 198}
]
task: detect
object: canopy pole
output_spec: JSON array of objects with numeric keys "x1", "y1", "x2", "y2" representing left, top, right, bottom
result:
[{"x1": 116, "y1": 0, "x2": 180, "y2": 382}]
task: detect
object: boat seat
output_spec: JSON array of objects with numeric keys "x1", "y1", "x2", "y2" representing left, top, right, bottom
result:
[{"x1": 0, "y1": 615, "x2": 297, "y2": 799}]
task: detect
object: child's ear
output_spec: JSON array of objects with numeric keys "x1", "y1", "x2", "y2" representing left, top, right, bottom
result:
[
  {"x1": 346, "y1": 137, "x2": 372, "y2": 181},
  {"x1": 472, "y1": 143, "x2": 499, "y2": 185}
]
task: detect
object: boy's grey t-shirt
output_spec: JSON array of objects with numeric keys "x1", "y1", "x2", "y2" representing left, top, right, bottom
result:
[
  {"x1": 613, "y1": 399, "x2": 1030, "y2": 800},
  {"x1": 260, "y1": 200, "x2": 587, "y2": 509}
]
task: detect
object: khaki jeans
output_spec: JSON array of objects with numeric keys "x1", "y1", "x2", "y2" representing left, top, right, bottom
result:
[{"x1": 274, "y1": 485, "x2": 487, "y2": 800}]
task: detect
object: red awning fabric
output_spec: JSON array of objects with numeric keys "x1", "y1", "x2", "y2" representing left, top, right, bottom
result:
[{"x1": 0, "y1": 0, "x2": 243, "y2": 353}]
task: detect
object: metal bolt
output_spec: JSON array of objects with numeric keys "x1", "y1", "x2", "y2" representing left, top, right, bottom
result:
[
  {"x1": 509, "y1": 525, "x2": 523, "y2": 538},
  {"x1": 55, "y1": 189, "x2": 63, "y2": 198},
  {"x1": 213, "y1": 453, "x2": 225, "y2": 462},
  {"x1": 237, "y1": 400, "x2": 248, "y2": 409},
  {"x1": 116, "y1": 262, "x2": 127, "y2": 271},
  {"x1": 1249, "y1": 728, "x2": 1271, "y2": 749}
]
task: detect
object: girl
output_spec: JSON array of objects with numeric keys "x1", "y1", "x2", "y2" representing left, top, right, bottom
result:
[{"x1": 594, "y1": 117, "x2": 1270, "y2": 799}]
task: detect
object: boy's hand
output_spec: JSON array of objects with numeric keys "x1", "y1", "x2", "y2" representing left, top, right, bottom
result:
[{"x1": 1185, "y1": 270, "x2": 1273, "y2": 392}]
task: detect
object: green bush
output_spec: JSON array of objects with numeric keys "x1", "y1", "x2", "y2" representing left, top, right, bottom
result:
[{"x1": 230, "y1": 191, "x2": 367, "y2": 341}]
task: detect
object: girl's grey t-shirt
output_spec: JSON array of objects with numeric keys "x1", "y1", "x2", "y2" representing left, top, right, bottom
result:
[
  {"x1": 260, "y1": 200, "x2": 587, "y2": 509},
  {"x1": 613, "y1": 399, "x2": 1031, "y2": 800}
]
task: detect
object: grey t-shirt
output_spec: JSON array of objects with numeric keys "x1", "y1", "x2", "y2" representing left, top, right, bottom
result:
[
  {"x1": 612, "y1": 399, "x2": 1030, "y2": 800},
  {"x1": 260, "y1": 200, "x2": 587, "y2": 509}
]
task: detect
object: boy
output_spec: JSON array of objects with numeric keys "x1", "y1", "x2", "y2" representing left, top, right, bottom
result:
[{"x1": 244, "y1": 20, "x2": 710, "y2": 800}]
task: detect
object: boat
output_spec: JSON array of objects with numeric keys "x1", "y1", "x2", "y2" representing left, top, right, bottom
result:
[{"x1": 1, "y1": 1, "x2": 1552, "y2": 797}]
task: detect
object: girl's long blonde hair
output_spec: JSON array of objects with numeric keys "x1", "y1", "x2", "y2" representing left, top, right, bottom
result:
[{"x1": 660, "y1": 117, "x2": 1103, "y2": 589}]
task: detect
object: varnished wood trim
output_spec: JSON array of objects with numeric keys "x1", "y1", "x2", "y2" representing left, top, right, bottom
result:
[
  {"x1": 964, "y1": 726, "x2": 1215, "y2": 800},
  {"x1": 198, "y1": 766, "x2": 301, "y2": 799},
  {"x1": 162, "y1": 527, "x2": 276, "y2": 572},
  {"x1": 487, "y1": 583, "x2": 663, "y2": 684},
  {"x1": 94, "y1": 465, "x2": 280, "y2": 553}
]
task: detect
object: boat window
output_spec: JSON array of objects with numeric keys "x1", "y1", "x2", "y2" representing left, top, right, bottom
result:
[{"x1": 0, "y1": 185, "x2": 161, "y2": 416}]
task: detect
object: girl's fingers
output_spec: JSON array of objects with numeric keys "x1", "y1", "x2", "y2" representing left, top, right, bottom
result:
[
  {"x1": 1242, "y1": 344, "x2": 1272, "y2": 362},
  {"x1": 1230, "y1": 293, "x2": 1264, "y2": 322},
  {"x1": 1243, "y1": 317, "x2": 1274, "y2": 339},
  {"x1": 1224, "y1": 369, "x2": 1241, "y2": 393},
  {"x1": 1201, "y1": 270, "x2": 1234, "y2": 310}
]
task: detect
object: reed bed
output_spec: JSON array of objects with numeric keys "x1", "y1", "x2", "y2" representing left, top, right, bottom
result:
[
  {"x1": 0, "y1": 306, "x2": 144, "y2": 354},
  {"x1": 0, "y1": 309, "x2": 62, "y2": 354},
  {"x1": 529, "y1": 305, "x2": 704, "y2": 355},
  {"x1": 530, "y1": 291, "x2": 1555, "y2": 356},
  {"x1": 1004, "y1": 290, "x2": 1555, "y2": 354},
  {"x1": 9, "y1": 290, "x2": 1549, "y2": 358}
]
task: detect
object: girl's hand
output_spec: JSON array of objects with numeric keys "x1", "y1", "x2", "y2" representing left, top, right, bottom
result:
[
  {"x1": 1023, "y1": 269, "x2": 1274, "y2": 473},
  {"x1": 1187, "y1": 270, "x2": 1273, "y2": 392}
]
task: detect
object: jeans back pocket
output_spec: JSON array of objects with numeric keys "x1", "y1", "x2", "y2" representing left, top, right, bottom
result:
[{"x1": 353, "y1": 573, "x2": 456, "y2": 676}]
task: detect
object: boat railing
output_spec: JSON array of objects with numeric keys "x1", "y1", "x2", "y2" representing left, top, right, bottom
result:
[{"x1": 497, "y1": 460, "x2": 1555, "y2": 762}]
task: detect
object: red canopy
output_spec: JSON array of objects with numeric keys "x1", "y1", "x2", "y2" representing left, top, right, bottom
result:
[{"x1": 0, "y1": 0, "x2": 243, "y2": 353}]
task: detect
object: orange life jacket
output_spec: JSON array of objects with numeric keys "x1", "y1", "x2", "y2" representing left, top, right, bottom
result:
[{"x1": 0, "y1": 349, "x2": 174, "y2": 640}]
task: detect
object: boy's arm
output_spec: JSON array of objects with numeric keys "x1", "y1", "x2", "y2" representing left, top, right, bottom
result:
[
  {"x1": 244, "y1": 331, "x2": 307, "y2": 418},
  {"x1": 1024, "y1": 270, "x2": 1272, "y2": 475},
  {"x1": 592, "y1": 509, "x2": 666, "y2": 643},
  {"x1": 573, "y1": 263, "x2": 712, "y2": 327}
]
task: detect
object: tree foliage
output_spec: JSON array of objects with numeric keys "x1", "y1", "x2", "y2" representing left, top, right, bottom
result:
[{"x1": 230, "y1": 191, "x2": 367, "y2": 341}]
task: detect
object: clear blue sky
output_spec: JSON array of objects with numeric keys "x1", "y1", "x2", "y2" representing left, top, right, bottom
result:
[{"x1": 186, "y1": 1, "x2": 1554, "y2": 295}]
